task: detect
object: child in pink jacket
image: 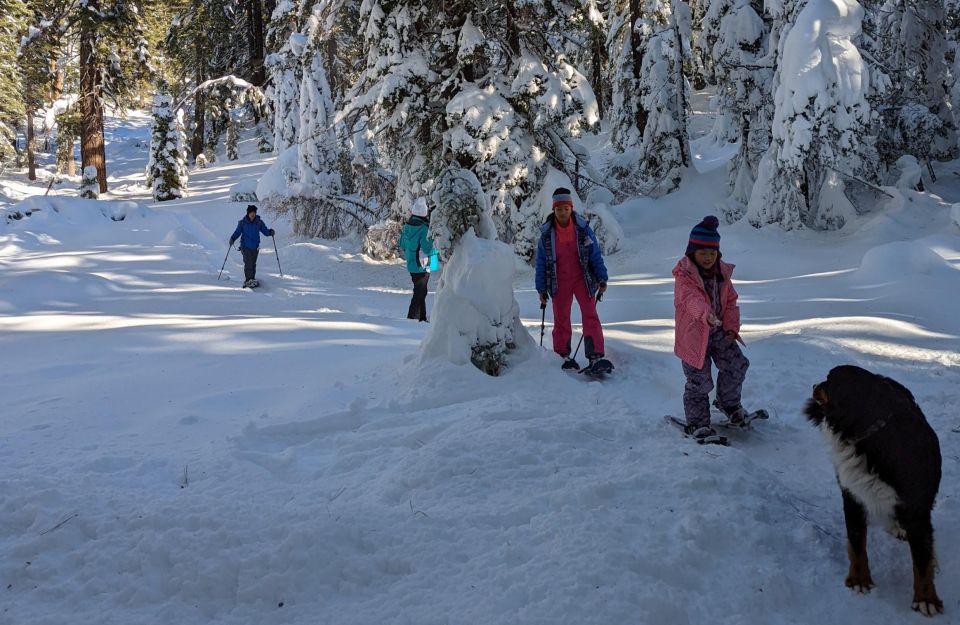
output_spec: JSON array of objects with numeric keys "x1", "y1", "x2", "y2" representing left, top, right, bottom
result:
[{"x1": 673, "y1": 216, "x2": 750, "y2": 440}]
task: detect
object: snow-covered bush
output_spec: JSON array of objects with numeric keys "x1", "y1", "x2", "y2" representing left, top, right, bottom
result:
[
  {"x1": 362, "y1": 220, "x2": 402, "y2": 260},
  {"x1": 145, "y1": 93, "x2": 189, "y2": 202},
  {"x1": 422, "y1": 167, "x2": 529, "y2": 376},
  {"x1": 429, "y1": 167, "x2": 497, "y2": 260},
  {"x1": 230, "y1": 179, "x2": 259, "y2": 202},
  {"x1": 889, "y1": 155, "x2": 922, "y2": 190},
  {"x1": 747, "y1": 0, "x2": 877, "y2": 230},
  {"x1": 79, "y1": 166, "x2": 99, "y2": 199},
  {"x1": 194, "y1": 153, "x2": 208, "y2": 169}
]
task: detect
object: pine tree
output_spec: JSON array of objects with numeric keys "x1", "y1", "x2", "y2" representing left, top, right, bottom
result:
[
  {"x1": 287, "y1": 6, "x2": 345, "y2": 238},
  {"x1": 872, "y1": 0, "x2": 957, "y2": 165},
  {"x1": 608, "y1": 0, "x2": 691, "y2": 197},
  {"x1": 226, "y1": 111, "x2": 239, "y2": 160},
  {"x1": 710, "y1": 0, "x2": 773, "y2": 218},
  {"x1": 80, "y1": 165, "x2": 99, "y2": 198},
  {"x1": 747, "y1": 0, "x2": 877, "y2": 230},
  {"x1": 0, "y1": 0, "x2": 28, "y2": 167},
  {"x1": 350, "y1": 1, "x2": 602, "y2": 260},
  {"x1": 146, "y1": 91, "x2": 189, "y2": 201}
]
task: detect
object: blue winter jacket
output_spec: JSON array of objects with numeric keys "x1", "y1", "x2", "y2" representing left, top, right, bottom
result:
[
  {"x1": 231, "y1": 215, "x2": 273, "y2": 250},
  {"x1": 535, "y1": 213, "x2": 608, "y2": 298},
  {"x1": 399, "y1": 216, "x2": 437, "y2": 274}
]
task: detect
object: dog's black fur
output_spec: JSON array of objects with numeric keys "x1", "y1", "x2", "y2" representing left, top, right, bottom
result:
[{"x1": 805, "y1": 365, "x2": 943, "y2": 616}]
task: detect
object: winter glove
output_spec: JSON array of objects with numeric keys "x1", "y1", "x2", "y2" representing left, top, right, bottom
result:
[
  {"x1": 708, "y1": 313, "x2": 722, "y2": 327},
  {"x1": 229, "y1": 238, "x2": 236, "y2": 247},
  {"x1": 269, "y1": 229, "x2": 276, "y2": 236},
  {"x1": 597, "y1": 282, "x2": 607, "y2": 301},
  {"x1": 724, "y1": 330, "x2": 736, "y2": 343},
  {"x1": 539, "y1": 292, "x2": 548, "y2": 307}
]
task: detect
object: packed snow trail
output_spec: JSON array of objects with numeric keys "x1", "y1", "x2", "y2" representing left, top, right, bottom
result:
[{"x1": 1, "y1": 123, "x2": 959, "y2": 625}]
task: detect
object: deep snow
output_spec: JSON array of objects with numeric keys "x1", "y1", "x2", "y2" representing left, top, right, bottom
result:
[{"x1": 1, "y1": 105, "x2": 959, "y2": 625}]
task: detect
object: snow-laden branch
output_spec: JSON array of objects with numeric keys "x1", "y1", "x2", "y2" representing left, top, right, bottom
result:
[{"x1": 173, "y1": 76, "x2": 263, "y2": 112}]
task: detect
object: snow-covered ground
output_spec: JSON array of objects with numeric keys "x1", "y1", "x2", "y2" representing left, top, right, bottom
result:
[{"x1": 1, "y1": 110, "x2": 959, "y2": 625}]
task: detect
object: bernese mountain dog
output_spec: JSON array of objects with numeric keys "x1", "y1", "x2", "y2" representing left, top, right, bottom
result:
[{"x1": 804, "y1": 365, "x2": 943, "y2": 616}]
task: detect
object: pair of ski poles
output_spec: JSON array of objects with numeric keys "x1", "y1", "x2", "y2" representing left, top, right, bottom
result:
[
  {"x1": 539, "y1": 290, "x2": 603, "y2": 362},
  {"x1": 217, "y1": 235, "x2": 283, "y2": 281}
]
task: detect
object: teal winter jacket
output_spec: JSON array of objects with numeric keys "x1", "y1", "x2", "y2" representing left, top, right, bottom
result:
[{"x1": 399, "y1": 216, "x2": 437, "y2": 274}]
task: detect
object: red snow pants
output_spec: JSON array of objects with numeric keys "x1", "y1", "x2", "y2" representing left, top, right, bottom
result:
[{"x1": 551, "y1": 237, "x2": 604, "y2": 359}]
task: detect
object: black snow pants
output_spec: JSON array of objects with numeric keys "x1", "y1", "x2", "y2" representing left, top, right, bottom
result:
[
  {"x1": 241, "y1": 247, "x2": 259, "y2": 281},
  {"x1": 408, "y1": 272, "x2": 429, "y2": 321}
]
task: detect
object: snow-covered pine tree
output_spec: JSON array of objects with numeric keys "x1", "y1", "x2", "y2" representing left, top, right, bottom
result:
[
  {"x1": 873, "y1": 0, "x2": 957, "y2": 162},
  {"x1": 265, "y1": 1, "x2": 302, "y2": 154},
  {"x1": 0, "y1": 0, "x2": 28, "y2": 167},
  {"x1": 608, "y1": 0, "x2": 691, "y2": 197},
  {"x1": 747, "y1": 0, "x2": 877, "y2": 230},
  {"x1": 507, "y1": 48, "x2": 601, "y2": 258},
  {"x1": 421, "y1": 166, "x2": 532, "y2": 376},
  {"x1": 146, "y1": 91, "x2": 189, "y2": 201},
  {"x1": 80, "y1": 165, "x2": 100, "y2": 199},
  {"x1": 225, "y1": 111, "x2": 239, "y2": 161},
  {"x1": 288, "y1": 6, "x2": 346, "y2": 238},
  {"x1": 350, "y1": 1, "x2": 604, "y2": 260},
  {"x1": 710, "y1": 0, "x2": 773, "y2": 219}
]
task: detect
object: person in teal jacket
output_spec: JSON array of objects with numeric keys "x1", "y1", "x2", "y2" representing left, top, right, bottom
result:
[{"x1": 399, "y1": 198, "x2": 438, "y2": 322}]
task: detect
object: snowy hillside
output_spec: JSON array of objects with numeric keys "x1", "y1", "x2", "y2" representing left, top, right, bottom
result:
[{"x1": 1, "y1": 111, "x2": 960, "y2": 625}]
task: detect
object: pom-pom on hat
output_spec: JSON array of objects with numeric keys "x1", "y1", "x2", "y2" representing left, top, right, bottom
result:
[
  {"x1": 411, "y1": 197, "x2": 429, "y2": 218},
  {"x1": 552, "y1": 187, "x2": 574, "y2": 209},
  {"x1": 686, "y1": 215, "x2": 721, "y2": 254}
]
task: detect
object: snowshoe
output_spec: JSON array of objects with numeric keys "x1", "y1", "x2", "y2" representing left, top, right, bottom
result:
[
  {"x1": 580, "y1": 358, "x2": 614, "y2": 378},
  {"x1": 243, "y1": 279, "x2": 260, "y2": 289},
  {"x1": 561, "y1": 357, "x2": 581, "y2": 371},
  {"x1": 664, "y1": 415, "x2": 730, "y2": 446},
  {"x1": 713, "y1": 401, "x2": 768, "y2": 429}
]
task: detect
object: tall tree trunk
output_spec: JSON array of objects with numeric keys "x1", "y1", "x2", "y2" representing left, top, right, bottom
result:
[
  {"x1": 27, "y1": 109, "x2": 36, "y2": 181},
  {"x1": 629, "y1": 0, "x2": 648, "y2": 136},
  {"x1": 591, "y1": 24, "x2": 607, "y2": 119},
  {"x1": 248, "y1": 0, "x2": 266, "y2": 85},
  {"x1": 79, "y1": 8, "x2": 108, "y2": 194},
  {"x1": 191, "y1": 46, "x2": 206, "y2": 161}
]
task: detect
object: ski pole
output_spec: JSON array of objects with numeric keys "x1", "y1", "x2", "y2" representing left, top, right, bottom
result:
[
  {"x1": 539, "y1": 301, "x2": 547, "y2": 347},
  {"x1": 571, "y1": 292, "x2": 601, "y2": 360},
  {"x1": 217, "y1": 243, "x2": 231, "y2": 280},
  {"x1": 272, "y1": 235, "x2": 283, "y2": 277}
]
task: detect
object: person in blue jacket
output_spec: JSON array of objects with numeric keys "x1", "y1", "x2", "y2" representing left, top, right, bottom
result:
[
  {"x1": 399, "y1": 198, "x2": 438, "y2": 322},
  {"x1": 229, "y1": 205, "x2": 275, "y2": 287},
  {"x1": 535, "y1": 188, "x2": 609, "y2": 370}
]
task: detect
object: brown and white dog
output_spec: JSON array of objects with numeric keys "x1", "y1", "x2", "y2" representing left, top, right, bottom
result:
[{"x1": 805, "y1": 365, "x2": 943, "y2": 616}]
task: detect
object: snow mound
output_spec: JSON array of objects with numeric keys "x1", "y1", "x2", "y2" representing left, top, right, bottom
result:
[
  {"x1": 230, "y1": 179, "x2": 259, "y2": 202},
  {"x1": 420, "y1": 231, "x2": 533, "y2": 372},
  {"x1": 256, "y1": 146, "x2": 299, "y2": 202},
  {"x1": 2, "y1": 197, "x2": 149, "y2": 226},
  {"x1": 854, "y1": 240, "x2": 957, "y2": 283}
]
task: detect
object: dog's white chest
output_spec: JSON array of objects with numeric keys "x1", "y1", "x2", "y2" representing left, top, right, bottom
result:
[{"x1": 821, "y1": 424, "x2": 900, "y2": 526}]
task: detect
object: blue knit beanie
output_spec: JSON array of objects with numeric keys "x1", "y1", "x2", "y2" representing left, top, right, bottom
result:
[{"x1": 686, "y1": 215, "x2": 720, "y2": 254}]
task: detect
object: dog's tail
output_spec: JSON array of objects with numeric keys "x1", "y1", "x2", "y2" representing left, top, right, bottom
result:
[{"x1": 803, "y1": 398, "x2": 825, "y2": 426}]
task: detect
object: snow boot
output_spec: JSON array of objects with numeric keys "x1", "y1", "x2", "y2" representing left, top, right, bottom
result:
[
  {"x1": 684, "y1": 423, "x2": 718, "y2": 441},
  {"x1": 561, "y1": 357, "x2": 581, "y2": 370}
]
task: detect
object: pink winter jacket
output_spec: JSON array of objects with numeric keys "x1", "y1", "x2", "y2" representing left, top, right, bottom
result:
[{"x1": 673, "y1": 256, "x2": 742, "y2": 369}]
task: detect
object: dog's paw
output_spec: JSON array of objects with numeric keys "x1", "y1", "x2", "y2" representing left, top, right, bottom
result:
[
  {"x1": 887, "y1": 524, "x2": 908, "y2": 541},
  {"x1": 912, "y1": 596, "x2": 944, "y2": 617},
  {"x1": 845, "y1": 575, "x2": 875, "y2": 594}
]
